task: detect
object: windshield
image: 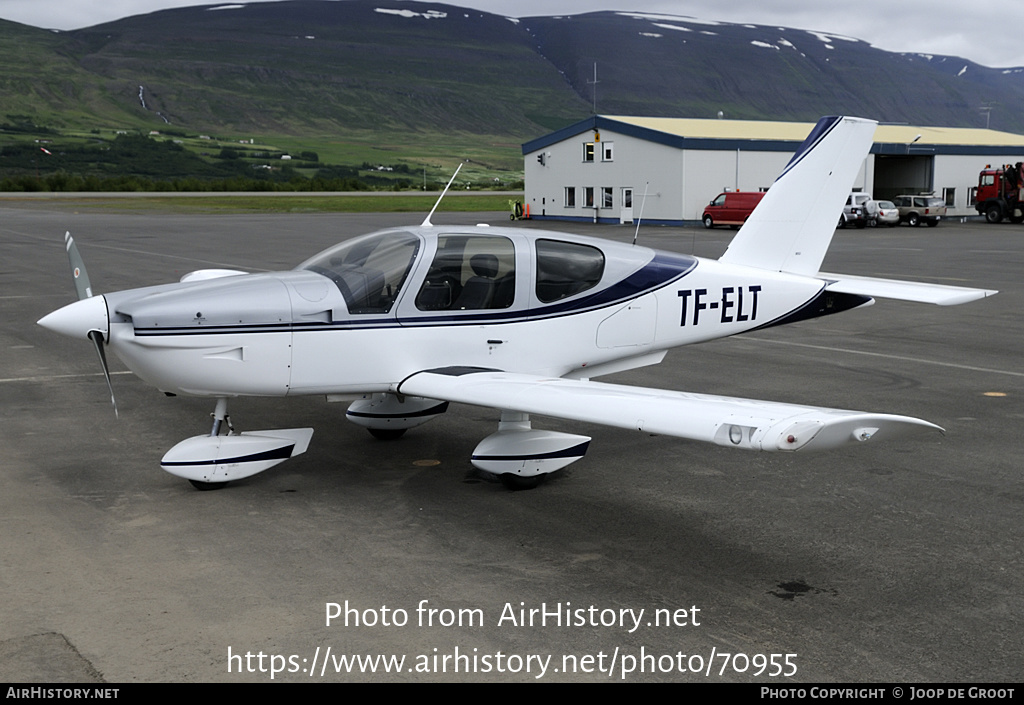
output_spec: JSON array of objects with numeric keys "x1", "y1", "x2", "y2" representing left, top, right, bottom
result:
[{"x1": 299, "y1": 231, "x2": 420, "y2": 314}]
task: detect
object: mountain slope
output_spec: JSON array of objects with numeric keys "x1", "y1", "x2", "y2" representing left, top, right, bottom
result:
[
  {"x1": 2, "y1": 1, "x2": 1024, "y2": 140},
  {"x1": 525, "y1": 11, "x2": 1024, "y2": 131},
  {"x1": 0, "y1": 19, "x2": 141, "y2": 129},
  {"x1": 65, "y1": 1, "x2": 589, "y2": 135}
]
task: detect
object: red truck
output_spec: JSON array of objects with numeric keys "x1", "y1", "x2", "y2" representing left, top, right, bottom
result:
[
  {"x1": 975, "y1": 163, "x2": 1024, "y2": 223},
  {"x1": 702, "y1": 191, "x2": 765, "y2": 229}
]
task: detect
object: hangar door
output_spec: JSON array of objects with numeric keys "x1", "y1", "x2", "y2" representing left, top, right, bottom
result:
[{"x1": 873, "y1": 155, "x2": 934, "y2": 201}]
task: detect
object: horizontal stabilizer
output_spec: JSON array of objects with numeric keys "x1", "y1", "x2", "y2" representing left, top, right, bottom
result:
[
  {"x1": 398, "y1": 369, "x2": 941, "y2": 453},
  {"x1": 820, "y1": 272, "x2": 997, "y2": 305}
]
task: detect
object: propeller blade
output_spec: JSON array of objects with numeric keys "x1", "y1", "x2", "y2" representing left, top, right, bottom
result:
[
  {"x1": 88, "y1": 329, "x2": 118, "y2": 419},
  {"x1": 65, "y1": 231, "x2": 94, "y2": 300},
  {"x1": 58, "y1": 233, "x2": 118, "y2": 418}
]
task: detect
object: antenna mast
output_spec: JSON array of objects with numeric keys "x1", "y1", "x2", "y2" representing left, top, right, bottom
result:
[
  {"x1": 421, "y1": 162, "x2": 463, "y2": 227},
  {"x1": 632, "y1": 182, "x2": 649, "y2": 246},
  {"x1": 588, "y1": 63, "x2": 599, "y2": 113}
]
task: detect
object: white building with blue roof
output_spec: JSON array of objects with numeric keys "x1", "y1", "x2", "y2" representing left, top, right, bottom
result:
[{"x1": 522, "y1": 115, "x2": 1024, "y2": 225}]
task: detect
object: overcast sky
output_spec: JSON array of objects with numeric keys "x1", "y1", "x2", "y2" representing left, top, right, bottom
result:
[{"x1": 2, "y1": 0, "x2": 1023, "y2": 68}]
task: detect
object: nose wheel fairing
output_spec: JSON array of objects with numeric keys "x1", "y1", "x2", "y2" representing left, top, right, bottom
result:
[{"x1": 160, "y1": 427, "x2": 314, "y2": 485}]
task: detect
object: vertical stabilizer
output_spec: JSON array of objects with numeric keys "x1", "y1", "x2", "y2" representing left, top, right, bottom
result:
[{"x1": 719, "y1": 116, "x2": 877, "y2": 275}]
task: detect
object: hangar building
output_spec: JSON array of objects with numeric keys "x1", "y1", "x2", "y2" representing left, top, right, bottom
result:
[{"x1": 521, "y1": 115, "x2": 1024, "y2": 225}]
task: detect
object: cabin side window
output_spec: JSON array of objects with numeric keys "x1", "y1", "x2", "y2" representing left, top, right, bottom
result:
[
  {"x1": 300, "y1": 231, "x2": 419, "y2": 314},
  {"x1": 535, "y1": 239, "x2": 605, "y2": 303},
  {"x1": 415, "y1": 235, "x2": 516, "y2": 311}
]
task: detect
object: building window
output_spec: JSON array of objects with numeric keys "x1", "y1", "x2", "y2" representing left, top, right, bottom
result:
[
  {"x1": 564, "y1": 187, "x2": 576, "y2": 208},
  {"x1": 583, "y1": 142, "x2": 595, "y2": 162},
  {"x1": 602, "y1": 142, "x2": 614, "y2": 161},
  {"x1": 602, "y1": 187, "x2": 613, "y2": 209},
  {"x1": 584, "y1": 186, "x2": 594, "y2": 208},
  {"x1": 943, "y1": 187, "x2": 956, "y2": 207}
]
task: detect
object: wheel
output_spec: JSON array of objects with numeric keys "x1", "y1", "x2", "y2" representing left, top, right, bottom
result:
[
  {"x1": 499, "y1": 473, "x2": 546, "y2": 491},
  {"x1": 926, "y1": 219, "x2": 938, "y2": 227},
  {"x1": 985, "y1": 205, "x2": 1003, "y2": 224},
  {"x1": 837, "y1": 216, "x2": 845, "y2": 229},
  {"x1": 509, "y1": 214, "x2": 516, "y2": 221},
  {"x1": 368, "y1": 427, "x2": 407, "y2": 440},
  {"x1": 702, "y1": 214, "x2": 714, "y2": 229},
  {"x1": 907, "y1": 213, "x2": 920, "y2": 227},
  {"x1": 189, "y1": 480, "x2": 228, "y2": 491}
]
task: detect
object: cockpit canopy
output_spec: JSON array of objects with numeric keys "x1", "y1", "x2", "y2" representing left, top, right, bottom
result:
[{"x1": 298, "y1": 228, "x2": 632, "y2": 318}]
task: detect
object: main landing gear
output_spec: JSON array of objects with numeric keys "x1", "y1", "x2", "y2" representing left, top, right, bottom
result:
[
  {"x1": 469, "y1": 411, "x2": 591, "y2": 491},
  {"x1": 345, "y1": 396, "x2": 592, "y2": 490}
]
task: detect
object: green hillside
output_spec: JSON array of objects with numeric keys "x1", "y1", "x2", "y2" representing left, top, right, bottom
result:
[
  {"x1": 0, "y1": 20, "x2": 143, "y2": 130},
  {"x1": 63, "y1": 1, "x2": 588, "y2": 137},
  {"x1": 3, "y1": 1, "x2": 1024, "y2": 191}
]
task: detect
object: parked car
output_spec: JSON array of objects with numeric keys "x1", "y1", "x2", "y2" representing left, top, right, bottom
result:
[
  {"x1": 839, "y1": 192, "x2": 878, "y2": 228},
  {"x1": 702, "y1": 191, "x2": 765, "y2": 228},
  {"x1": 874, "y1": 200, "x2": 900, "y2": 227},
  {"x1": 892, "y1": 194, "x2": 946, "y2": 226}
]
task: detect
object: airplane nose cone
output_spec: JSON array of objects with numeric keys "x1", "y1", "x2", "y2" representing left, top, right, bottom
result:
[{"x1": 38, "y1": 295, "x2": 109, "y2": 340}]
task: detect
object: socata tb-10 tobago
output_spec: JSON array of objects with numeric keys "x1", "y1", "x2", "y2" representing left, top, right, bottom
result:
[{"x1": 38, "y1": 116, "x2": 995, "y2": 490}]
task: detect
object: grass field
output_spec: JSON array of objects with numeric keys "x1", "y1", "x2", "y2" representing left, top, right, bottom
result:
[{"x1": 0, "y1": 191, "x2": 523, "y2": 214}]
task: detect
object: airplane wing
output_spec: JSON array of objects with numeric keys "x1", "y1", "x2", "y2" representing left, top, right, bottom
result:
[
  {"x1": 397, "y1": 367, "x2": 941, "y2": 452},
  {"x1": 818, "y1": 272, "x2": 997, "y2": 306}
]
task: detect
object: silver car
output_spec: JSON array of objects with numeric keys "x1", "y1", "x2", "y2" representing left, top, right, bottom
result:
[{"x1": 874, "y1": 200, "x2": 900, "y2": 227}]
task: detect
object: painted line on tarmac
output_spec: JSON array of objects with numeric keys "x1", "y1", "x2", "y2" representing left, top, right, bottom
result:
[
  {"x1": 0, "y1": 371, "x2": 134, "y2": 384},
  {"x1": 746, "y1": 337, "x2": 1024, "y2": 378}
]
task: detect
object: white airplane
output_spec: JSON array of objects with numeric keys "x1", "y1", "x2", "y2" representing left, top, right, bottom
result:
[{"x1": 38, "y1": 116, "x2": 995, "y2": 490}]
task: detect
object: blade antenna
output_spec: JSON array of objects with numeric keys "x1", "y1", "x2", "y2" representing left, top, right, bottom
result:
[
  {"x1": 421, "y1": 162, "x2": 463, "y2": 227},
  {"x1": 632, "y1": 182, "x2": 649, "y2": 246}
]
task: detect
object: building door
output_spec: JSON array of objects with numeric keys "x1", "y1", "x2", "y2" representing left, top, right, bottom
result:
[{"x1": 620, "y1": 187, "x2": 634, "y2": 224}]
